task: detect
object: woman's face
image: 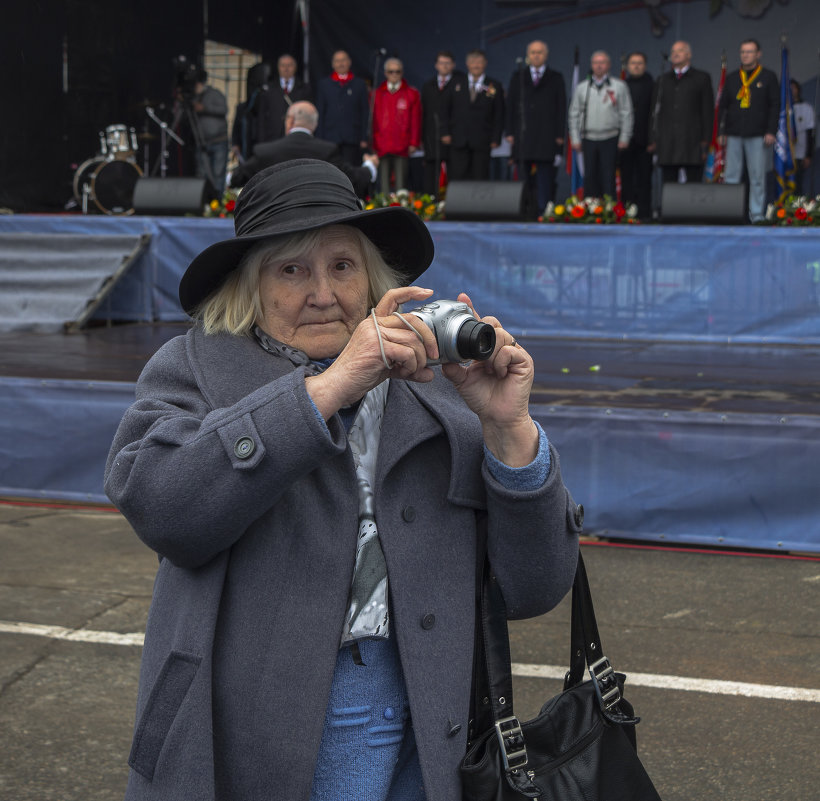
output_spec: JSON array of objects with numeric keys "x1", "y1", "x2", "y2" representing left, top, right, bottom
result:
[{"x1": 258, "y1": 228, "x2": 371, "y2": 359}]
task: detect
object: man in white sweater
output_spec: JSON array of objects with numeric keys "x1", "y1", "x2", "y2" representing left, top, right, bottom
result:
[{"x1": 568, "y1": 51, "x2": 633, "y2": 199}]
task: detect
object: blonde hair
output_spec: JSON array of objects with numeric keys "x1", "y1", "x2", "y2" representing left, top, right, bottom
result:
[{"x1": 194, "y1": 225, "x2": 404, "y2": 336}]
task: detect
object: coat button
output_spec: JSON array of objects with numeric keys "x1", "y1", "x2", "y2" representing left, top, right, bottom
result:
[
  {"x1": 234, "y1": 437, "x2": 255, "y2": 459},
  {"x1": 447, "y1": 723, "x2": 462, "y2": 738},
  {"x1": 402, "y1": 506, "x2": 416, "y2": 522},
  {"x1": 574, "y1": 504, "x2": 585, "y2": 529},
  {"x1": 421, "y1": 613, "x2": 435, "y2": 630}
]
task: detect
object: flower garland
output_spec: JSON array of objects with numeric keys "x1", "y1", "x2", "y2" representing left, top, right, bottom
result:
[
  {"x1": 366, "y1": 189, "x2": 444, "y2": 221},
  {"x1": 541, "y1": 195, "x2": 639, "y2": 224},
  {"x1": 764, "y1": 195, "x2": 820, "y2": 227},
  {"x1": 204, "y1": 189, "x2": 238, "y2": 218}
]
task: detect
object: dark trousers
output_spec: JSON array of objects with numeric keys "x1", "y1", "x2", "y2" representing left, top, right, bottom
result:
[
  {"x1": 661, "y1": 165, "x2": 704, "y2": 184},
  {"x1": 519, "y1": 160, "x2": 558, "y2": 215},
  {"x1": 450, "y1": 145, "x2": 491, "y2": 181},
  {"x1": 619, "y1": 144, "x2": 653, "y2": 219},
  {"x1": 423, "y1": 158, "x2": 448, "y2": 196},
  {"x1": 339, "y1": 143, "x2": 362, "y2": 166},
  {"x1": 581, "y1": 136, "x2": 618, "y2": 199}
]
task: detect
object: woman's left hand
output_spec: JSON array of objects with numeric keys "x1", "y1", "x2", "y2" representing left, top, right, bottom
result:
[{"x1": 441, "y1": 293, "x2": 538, "y2": 467}]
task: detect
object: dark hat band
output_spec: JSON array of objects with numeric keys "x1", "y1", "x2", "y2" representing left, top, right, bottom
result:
[{"x1": 236, "y1": 178, "x2": 361, "y2": 237}]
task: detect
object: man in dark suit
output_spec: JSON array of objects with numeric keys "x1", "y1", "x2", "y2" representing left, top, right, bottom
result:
[
  {"x1": 420, "y1": 50, "x2": 463, "y2": 196},
  {"x1": 229, "y1": 102, "x2": 377, "y2": 197},
  {"x1": 621, "y1": 51, "x2": 654, "y2": 220},
  {"x1": 650, "y1": 41, "x2": 713, "y2": 186},
  {"x1": 505, "y1": 40, "x2": 566, "y2": 215},
  {"x1": 253, "y1": 54, "x2": 314, "y2": 144},
  {"x1": 443, "y1": 49, "x2": 505, "y2": 181},
  {"x1": 316, "y1": 50, "x2": 371, "y2": 166}
]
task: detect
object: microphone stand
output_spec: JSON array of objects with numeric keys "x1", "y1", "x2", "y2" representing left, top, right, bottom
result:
[
  {"x1": 367, "y1": 50, "x2": 386, "y2": 155},
  {"x1": 146, "y1": 106, "x2": 184, "y2": 178}
]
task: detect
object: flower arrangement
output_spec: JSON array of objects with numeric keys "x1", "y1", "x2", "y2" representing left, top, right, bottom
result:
[
  {"x1": 541, "y1": 195, "x2": 639, "y2": 224},
  {"x1": 204, "y1": 189, "x2": 238, "y2": 218},
  {"x1": 764, "y1": 195, "x2": 820, "y2": 227},
  {"x1": 366, "y1": 189, "x2": 444, "y2": 221}
]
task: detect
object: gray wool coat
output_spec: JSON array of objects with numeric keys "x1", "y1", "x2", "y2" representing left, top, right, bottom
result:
[{"x1": 104, "y1": 325, "x2": 581, "y2": 801}]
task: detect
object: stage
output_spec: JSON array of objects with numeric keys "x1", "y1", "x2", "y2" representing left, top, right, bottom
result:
[{"x1": 1, "y1": 215, "x2": 818, "y2": 552}]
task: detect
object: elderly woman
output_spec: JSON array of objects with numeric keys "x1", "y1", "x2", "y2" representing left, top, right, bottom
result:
[{"x1": 105, "y1": 159, "x2": 581, "y2": 801}]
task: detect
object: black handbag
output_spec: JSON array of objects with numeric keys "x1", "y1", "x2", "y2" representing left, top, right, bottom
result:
[{"x1": 460, "y1": 551, "x2": 662, "y2": 800}]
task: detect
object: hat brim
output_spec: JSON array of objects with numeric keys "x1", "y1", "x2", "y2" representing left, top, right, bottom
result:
[{"x1": 179, "y1": 204, "x2": 434, "y2": 315}]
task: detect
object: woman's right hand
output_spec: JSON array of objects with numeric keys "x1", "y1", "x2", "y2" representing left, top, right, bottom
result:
[{"x1": 305, "y1": 286, "x2": 439, "y2": 419}]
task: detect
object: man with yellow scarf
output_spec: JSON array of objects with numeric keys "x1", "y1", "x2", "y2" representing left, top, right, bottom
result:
[{"x1": 718, "y1": 39, "x2": 778, "y2": 223}]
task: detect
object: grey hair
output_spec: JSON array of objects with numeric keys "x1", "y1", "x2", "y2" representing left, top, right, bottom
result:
[
  {"x1": 195, "y1": 225, "x2": 404, "y2": 336},
  {"x1": 286, "y1": 102, "x2": 319, "y2": 131}
]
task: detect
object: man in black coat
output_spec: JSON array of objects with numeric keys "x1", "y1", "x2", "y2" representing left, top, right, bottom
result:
[
  {"x1": 316, "y1": 50, "x2": 371, "y2": 166},
  {"x1": 420, "y1": 50, "x2": 463, "y2": 196},
  {"x1": 650, "y1": 41, "x2": 713, "y2": 186},
  {"x1": 253, "y1": 54, "x2": 313, "y2": 144},
  {"x1": 505, "y1": 40, "x2": 566, "y2": 215},
  {"x1": 442, "y1": 49, "x2": 505, "y2": 181},
  {"x1": 621, "y1": 51, "x2": 654, "y2": 220},
  {"x1": 229, "y1": 102, "x2": 377, "y2": 197}
]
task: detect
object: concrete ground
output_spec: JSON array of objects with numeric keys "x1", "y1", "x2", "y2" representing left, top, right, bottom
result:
[{"x1": 0, "y1": 501, "x2": 818, "y2": 801}]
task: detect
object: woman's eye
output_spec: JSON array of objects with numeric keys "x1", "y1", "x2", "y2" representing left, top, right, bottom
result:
[
  {"x1": 281, "y1": 263, "x2": 301, "y2": 275},
  {"x1": 334, "y1": 261, "x2": 352, "y2": 271}
]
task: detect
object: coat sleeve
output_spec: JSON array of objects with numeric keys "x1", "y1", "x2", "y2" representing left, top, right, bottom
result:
[
  {"x1": 103, "y1": 338, "x2": 349, "y2": 569},
  {"x1": 618, "y1": 82, "x2": 634, "y2": 145},
  {"x1": 492, "y1": 83, "x2": 505, "y2": 144},
  {"x1": 484, "y1": 445, "x2": 581, "y2": 620},
  {"x1": 568, "y1": 86, "x2": 582, "y2": 144}
]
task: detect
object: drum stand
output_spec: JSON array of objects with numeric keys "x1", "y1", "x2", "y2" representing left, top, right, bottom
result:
[{"x1": 145, "y1": 106, "x2": 185, "y2": 178}]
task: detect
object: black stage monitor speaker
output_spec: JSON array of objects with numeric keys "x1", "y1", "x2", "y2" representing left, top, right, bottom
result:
[
  {"x1": 133, "y1": 177, "x2": 212, "y2": 216},
  {"x1": 445, "y1": 181, "x2": 526, "y2": 221},
  {"x1": 661, "y1": 182, "x2": 747, "y2": 225}
]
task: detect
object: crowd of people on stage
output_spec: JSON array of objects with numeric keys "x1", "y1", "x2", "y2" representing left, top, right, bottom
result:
[{"x1": 196, "y1": 38, "x2": 815, "y2": 223}]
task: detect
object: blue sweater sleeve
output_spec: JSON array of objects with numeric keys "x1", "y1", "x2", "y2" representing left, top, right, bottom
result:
[{"x1": 484, "y1": 422, "x2": 551, "y2": 491}]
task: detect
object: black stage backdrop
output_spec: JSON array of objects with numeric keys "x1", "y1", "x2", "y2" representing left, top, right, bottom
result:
[{"x1": 5, "y1": 1, "x2": 816, "y2": 211}]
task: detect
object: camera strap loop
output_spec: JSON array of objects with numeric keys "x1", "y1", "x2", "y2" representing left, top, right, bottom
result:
[
  {"x1": 371, "y1": 308, "x2": 393, "y2": 370},
  {"x1": 391, "y1": 311, "x2": 425, "y2": 342}
]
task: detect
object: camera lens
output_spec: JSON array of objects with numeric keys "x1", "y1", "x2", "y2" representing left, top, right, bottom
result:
[{"x1": 455, "y1": 319, "x2": 496, "y2": 361}]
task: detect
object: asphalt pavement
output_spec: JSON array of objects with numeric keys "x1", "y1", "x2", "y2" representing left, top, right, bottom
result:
[{"x1": 0, "y1": 501, "x2": 818, "y2": 801}]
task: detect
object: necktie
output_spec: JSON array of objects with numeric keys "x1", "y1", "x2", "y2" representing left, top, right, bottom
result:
[
  {"x1": 675, "y1": 71, "x2": 682, "y2": 80},
  {"x1": 469, "y1": 80, "x2": 477, "y2": 101},
  {"x1": 438, "y1": 77, "x2": 445, "y2": 90},
  {"x1": 532, "y1": 70, "x2": 541, "y2": 87}
]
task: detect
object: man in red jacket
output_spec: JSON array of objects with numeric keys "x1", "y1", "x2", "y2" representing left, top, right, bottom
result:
[{"x1": 371, "y1": 58, "x2": 421, "y2": 194}]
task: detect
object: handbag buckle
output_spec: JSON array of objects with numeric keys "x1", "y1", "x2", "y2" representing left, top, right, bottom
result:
[
  {"x1": 494, "y1": 716, "x2": 528, "y2": 772},
  {"x1": 589, "y1": 656, "x2": 621, "y2": 711}
]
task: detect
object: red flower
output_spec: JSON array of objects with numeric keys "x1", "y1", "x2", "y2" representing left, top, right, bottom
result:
[
  {"x1": 614, "y1": 202, "x2": 626, "y2": 218},
  {"x1": 225, "y1": 199, "x2": 236, "y2": 212},
  {"x1": 571, "y1": 205, "x2": 585, "y2": 218},
  {"x1": 795, "y1": 207, "x2": 808, "y2": 221}
]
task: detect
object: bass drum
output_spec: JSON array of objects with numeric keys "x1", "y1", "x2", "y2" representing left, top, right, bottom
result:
[{"x1": 72, "y1": 158, "x2": 143, "y2": 215}]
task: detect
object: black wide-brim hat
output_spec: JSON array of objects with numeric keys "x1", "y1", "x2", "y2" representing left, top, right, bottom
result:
[{"x1": 179, "y1": 159, "x2": 435, "y2": 314}]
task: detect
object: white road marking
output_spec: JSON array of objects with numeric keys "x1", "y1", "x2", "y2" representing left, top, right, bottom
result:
[
  {"x1": 510, "y1": 662, "x2": 820, "y2": 703},
  {"x1": 0, "y1": 620, "x2": 144, "y2": 647},
  {"x1": 3, "y1": 620, "x2": 817, "y2": 704}
]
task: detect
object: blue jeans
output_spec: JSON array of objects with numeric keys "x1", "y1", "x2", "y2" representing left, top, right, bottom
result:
[
  {"x1": 196, "y1": 141, "x2": 228, "y2": 195},
  {"x1": 723, "y1": 136, "x2": 769, "y2": 222}
]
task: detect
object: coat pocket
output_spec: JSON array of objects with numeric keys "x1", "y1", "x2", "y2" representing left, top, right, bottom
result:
[{"x1": 129, "y1": 650, "x2": 202, "y2": 779}]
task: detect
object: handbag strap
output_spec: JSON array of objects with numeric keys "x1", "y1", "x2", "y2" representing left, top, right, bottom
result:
[{"x1": 470, "y1": 550, "x2": 638, "y2": 773}]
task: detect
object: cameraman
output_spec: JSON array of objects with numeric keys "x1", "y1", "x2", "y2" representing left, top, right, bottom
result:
[{"x1": 192, "y1": 69, "x2": 229, "y2": 193}]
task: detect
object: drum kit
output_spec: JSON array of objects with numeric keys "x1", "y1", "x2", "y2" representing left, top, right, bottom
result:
[{"x1": 72, "y1": 124, "x2": 147, "y2": 215}]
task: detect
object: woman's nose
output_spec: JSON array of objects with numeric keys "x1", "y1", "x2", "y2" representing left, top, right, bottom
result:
[{"x1": 308, "y1": 274, "x2": 336, "y2": 306}]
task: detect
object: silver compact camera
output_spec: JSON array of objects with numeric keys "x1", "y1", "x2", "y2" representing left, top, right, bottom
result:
[{"x1": 406, "y1": 300, "x2": 496, "y2": 365}]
